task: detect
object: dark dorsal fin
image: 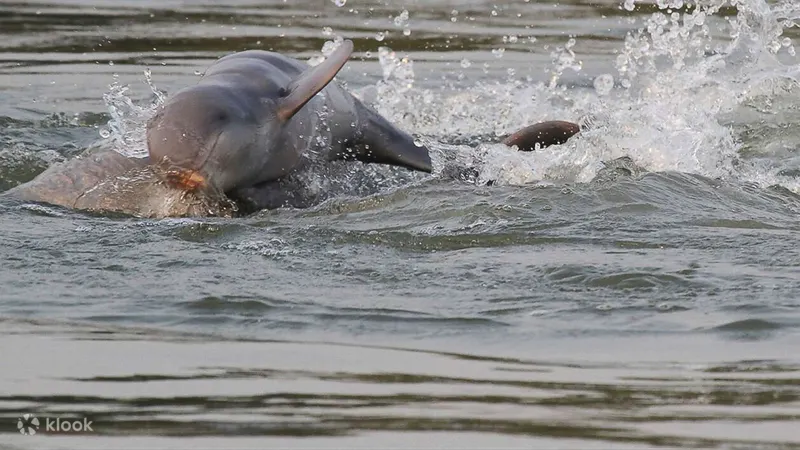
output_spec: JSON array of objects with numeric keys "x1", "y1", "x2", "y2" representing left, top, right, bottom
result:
[
  {"x1": 277, "y1": 40, "x2": 354, "y2": 121},
  {"x1": 330, "y1": 100, "x2": 432, "y2": 173},
  {"x1": 502, "y1": 120, "x2": 580, "y2": 151}
]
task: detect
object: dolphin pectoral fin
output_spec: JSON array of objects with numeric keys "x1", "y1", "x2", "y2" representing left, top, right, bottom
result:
[
  {"x1": 502, "y1": 120, "x2": 581, "y2": 151},
  {"x1": 333, "y1": 102, "x2": 432, "y2": 173},
  {"x1": 277, "y1": 40, "x2": 355, "y2": 121}
]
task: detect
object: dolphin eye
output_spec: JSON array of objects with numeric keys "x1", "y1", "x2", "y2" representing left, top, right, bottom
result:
[{"x1": 215, "y1": 112, "x2": 229, "y2": 122}]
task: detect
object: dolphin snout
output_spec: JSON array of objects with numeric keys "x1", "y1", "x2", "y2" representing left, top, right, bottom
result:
[
  {"x1": 163, "y1": 166, "x2": 207, "y2": 192},
  {"x1": 147, "y1": 117, "x2": 221, "y2": 192}
]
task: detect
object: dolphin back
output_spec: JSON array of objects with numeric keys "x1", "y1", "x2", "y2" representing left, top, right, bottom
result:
[
  {"x1": 206, "y1": 48, "x2": 433, "y2": 174},
  {"x1": 276, "y1": 72, "x2": 432, "y2": 173},
  {"x1": 201, "y1": 50, "x2": 306, "y2": 98}
]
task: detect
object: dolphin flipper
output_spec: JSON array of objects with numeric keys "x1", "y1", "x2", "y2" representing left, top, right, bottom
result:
[
  {"x1": 502, "y1": 120, "x2": 580, "y2": 151},
  {"x1": 329, "y1": 100, "x2": 433, "y2": 173},
  {"x1": 277, "y1": 40, "x2": 354, "y2": 121}
]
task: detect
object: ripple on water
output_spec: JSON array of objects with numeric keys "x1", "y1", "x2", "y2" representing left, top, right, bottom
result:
[
  {"x1": 168, "y1": 221, "x2": 251, "y2": 243},
  {"x1": 1, "y1": 0, "x2": 800, "y2": 446},
  {"x1": 1, "y1": 319, "x2": 799, "y2": 448},
  {"x1": 712, "y1": 319, "x2": 786, "y2": 332},
  {"x1": 180, "y1": 295, "x2": 301, "y2": 313}
]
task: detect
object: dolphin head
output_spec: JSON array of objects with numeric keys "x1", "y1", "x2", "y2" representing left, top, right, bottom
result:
[
  {"x1": 146, "y1": 40, "x2": 355, "y2": 194},
  {"x1": 146, "y1": 86, "x2": 285, "y2": 193}
]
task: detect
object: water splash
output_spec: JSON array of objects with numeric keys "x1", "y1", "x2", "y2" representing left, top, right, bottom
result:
[
  {"x1": 98, "y1": 0, "x2": 800, "y2": 197},
  {"x1": 100, "y1": 69, "x2": 166, "y2": 159},
  {"x1": 363, "y1": 0, "x2": 800, "y2": 191},
  {"x1": 392, "y1": 9, "x2": 411, "y2": 37},
  {"x1": 549, "y1": 38, "x2": 582, "y2": 89},
  {"x1": 307, "y1": 35, "x2": 347, "y2": 67}
]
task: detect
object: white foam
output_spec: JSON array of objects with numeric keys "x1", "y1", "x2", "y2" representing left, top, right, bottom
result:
[{"x1": 364, "y1": 0, "x2": 800, "y2": 190}]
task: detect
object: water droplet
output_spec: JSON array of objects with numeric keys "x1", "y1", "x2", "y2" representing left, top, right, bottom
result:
[
  {"x1": 593, "y1": 74, "x2": 614, "y2": 96},
  {"x1": 403, "y1": 28, "x2": 411, "y2": 36},
  {"x1": 393, "y1": 10, "x2": 409, "y2": 28},
  {"x1": 375, "y1": 31, "x2": 385, "y2": 41},
  {"x1": 332, "y1": 0, "x2": 346, "y2": 6},
  {"x1": 492, "y1": 48, "x2": 505, "y2": 58},
  {"x1": 460, "y1": 58, "x2": 471, "y2": 68},
  {"x1": 694, "y1": 11, "x2": 706, "y2": 26},
  {"x1": 99, "y1": 128, "x2": 111, "y2": 138},
  {"x1": 623, "y1": 0, "x2": 636, "y2": 11},
  {"x1": 322, "y1": 27, "x2": 333, "y2": 36}
]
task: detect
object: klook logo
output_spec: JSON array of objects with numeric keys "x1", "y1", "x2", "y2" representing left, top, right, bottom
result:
[
  {"x1": 17, "y1": 414, "x2": 39, "y2": 435},
  {"x1": 16, "y1": 414, "x2": 94, "y2": 435}
]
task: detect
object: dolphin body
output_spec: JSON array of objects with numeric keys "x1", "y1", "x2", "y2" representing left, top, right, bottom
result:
[
  {"x1": 3, "y1": 120, "x2": 580, "y2": 217},
  {"x1": 146, "y1": 40, "x2": 433, "y2": 201},
  {"x1": 3, "y1": 41, "x2": 581, "y2": 217},
  {"x1": 4, "y1": 148, "x2": 237, "y2": 217},
  {"x1": 6, "y1": 40, "x2": 432, "y2": 217}
]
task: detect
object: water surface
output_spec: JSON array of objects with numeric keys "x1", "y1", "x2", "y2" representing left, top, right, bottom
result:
[{"x1": 1, "y1": 0, "x2": 799, "y2": 448}]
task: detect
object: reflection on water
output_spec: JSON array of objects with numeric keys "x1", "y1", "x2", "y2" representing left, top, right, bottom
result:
[{"x1": 0, "y1": 319, "x2": 798, "y2": 449}]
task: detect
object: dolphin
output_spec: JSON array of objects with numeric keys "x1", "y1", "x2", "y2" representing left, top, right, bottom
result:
[
  {"x1": 2, "y1": 119, "x2": 581, "y2": 217},
  {"x1": 146, "y1": 39, "x2": 432, "y2": 200},
  {"x1": 232, "y1": 120, "x2": 581, "y2": 211},
  {"x1": 4, "y1": 40, "x2": 433, "y2": 217},
  {"x1": 2, "y1": 39, "x2": 581, "y2": 216}
]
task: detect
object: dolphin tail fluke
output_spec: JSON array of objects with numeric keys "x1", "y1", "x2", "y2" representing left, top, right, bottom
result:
[
  {"x1": 502, "y1": 120, "x2": 580, "y2": 151},
  {"x1": 333, "y1": 101, "x2": 432, "y2": 173}
]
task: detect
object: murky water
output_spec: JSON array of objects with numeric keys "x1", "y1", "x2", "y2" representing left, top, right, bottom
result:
[{"x1": 1, "y1": 0, "x2": 799, "y2": 448}]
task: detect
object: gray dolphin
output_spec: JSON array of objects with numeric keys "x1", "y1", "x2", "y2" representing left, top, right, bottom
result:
[
  {"x1": 233, "y1": 120, "x2": 582, "y2": 211},
  {"x1": 4, "y1": 40, "x2": 433, "y2": 217},
  {"x1": 147, "y1": 39, "x2": 432, "y2": 198},
  {"x1": 2, "y1": 38, "x2": 581, "y2": 217},
  {"x1": 2, "y1": 119, "x2": 581, "y2": 217}
]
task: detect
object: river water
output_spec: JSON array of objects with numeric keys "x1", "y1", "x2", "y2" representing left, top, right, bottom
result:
[{"x1": 1, "y1": 0, "x2": 799, "y2": 448}]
